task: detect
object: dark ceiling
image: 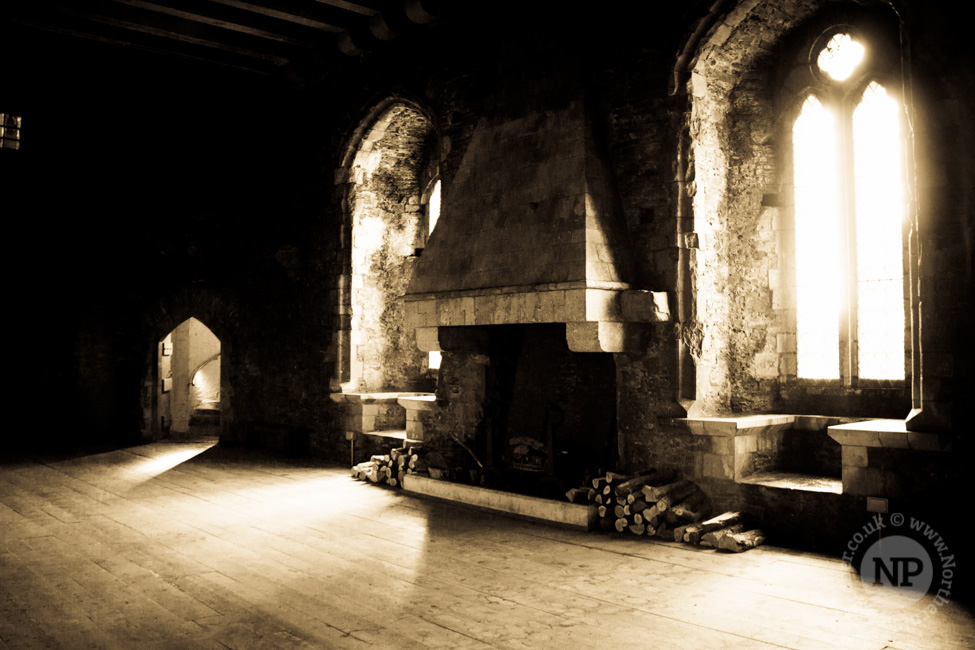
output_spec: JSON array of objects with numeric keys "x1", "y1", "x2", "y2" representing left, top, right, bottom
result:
[{"x1": 3, "y1": 0, "x2": 446, "y2": 77}]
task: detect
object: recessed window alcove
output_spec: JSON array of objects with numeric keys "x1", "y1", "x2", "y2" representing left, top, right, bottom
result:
[
  {"x1": 669, "y1": 1, "x2": 952, "y2": 531},
  {"x1": 331, "y1": 99, "x2": 441, "y2": 457}
]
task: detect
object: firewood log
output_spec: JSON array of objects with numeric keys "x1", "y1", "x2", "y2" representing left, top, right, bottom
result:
[
  {"x1": 718, "y1": 529, "x2": 766, "y2": 552},
  {"x1": 652, "y1": 520, "x2": 670, "y2": 539},
  {"x1": 645, "y1": 518, "x2": 669, "y2": 538},
  {"x1": 627, "y1": 499, "x2": 649, "y2": 514},
  {"x1": 701, "y1": 524, "x2": 746, "y2": 548},
  {"x1": 614, "y1": 518, "x2": 631, "y2": 533},
  {"x1": 644, "y1": 482, "x2": 699, "y2": 520},
  {"x1": 670, "y1": 490, "x2": 710, "y2": 522},
  {"x1": 613, "y1": 468, "x2": 678, "y2": 498},
  {"x1": 673, "y1": 523, "x2": 690, "y2": 542},
  {"x1": 622, "y1": 501, "x2": 646, "y2": 517},
  {"x1": 629, "y1": 523, "x2": 646, "y2": 536},
  {"x1": 352, "y1": 461, "x2": 377, "y2": 479},
  {"x1": 641, "y1": 479, "x2": 694, "y2": 502},
  {"x1": 565, "y1": 487, "x2": 591, "y2": 503},
  {"x1": 684, "y1": 512, "x2": 742, "y2": 544}
]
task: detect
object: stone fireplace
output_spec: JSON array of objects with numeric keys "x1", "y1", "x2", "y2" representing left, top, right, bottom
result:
[
  {"x1": 437, "y1": 324, "x2": 619, "y2": 498},
  {"x1": 398, "y1": 75, "x2": 668, "y2": 496}
]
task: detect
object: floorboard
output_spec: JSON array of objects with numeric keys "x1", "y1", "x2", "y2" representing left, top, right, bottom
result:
[{"x1": 1, "y1": 439, "x2": 972, "y2": 650}]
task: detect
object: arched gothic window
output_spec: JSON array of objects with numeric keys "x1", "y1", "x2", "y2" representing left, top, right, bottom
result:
[{"x1": 791, "y1": 30, "x2": 908, "y2": 383}]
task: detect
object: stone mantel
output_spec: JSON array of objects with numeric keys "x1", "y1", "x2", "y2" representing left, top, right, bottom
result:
[{"x1": 404, "y1": 282, "x2": 670, "y2": 353}]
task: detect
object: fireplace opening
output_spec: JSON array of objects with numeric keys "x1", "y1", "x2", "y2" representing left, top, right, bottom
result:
[{"x1": 476, "y1": 324, "x2": 617, "y2": 499}]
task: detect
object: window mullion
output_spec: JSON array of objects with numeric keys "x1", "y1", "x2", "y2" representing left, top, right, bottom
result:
[{"x1": 837, "y1": 100, "x2": 858, "y2": 387}]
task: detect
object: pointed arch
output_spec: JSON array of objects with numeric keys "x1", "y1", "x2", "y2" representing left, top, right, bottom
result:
[{"x1": 334, "y1": 96, "x2": 441, "y2": 393}]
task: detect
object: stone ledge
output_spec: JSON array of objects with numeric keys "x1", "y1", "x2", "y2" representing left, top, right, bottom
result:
[
  {"x1": 738, "y1": 471, "x2": 843, "y2": 494},
  {"x1": 668, "y1": 414, "x2": 869, "y2": 437},
  {"x1": 397, "y1": 394, "x2": 437, "y2": 410},
  {"x1": 348, "y1": 429, "x2": 422, "y2": 444},
  {"x1": 827, "y1": 419, "x2": 952, "y2": 452},
  {"x1": 668, "y1": 414, "x2": 797, "y2": 437},
  {"x1": 330, "y1": 391, "x2": 434, "y2": 404},
  {"x1": 401, "y1": 474, "x2": 598, "y2": 531}
]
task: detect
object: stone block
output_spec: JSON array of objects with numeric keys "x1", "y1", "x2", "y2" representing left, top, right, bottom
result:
[
  {"x1": 752, "y1": 353, "x2": 778, "y2": 379},
  {"x1": 415, "y1": 327, "x2": 441, "y2": 352},
  {"x1": 842, "y1": 445, "x2": 868, "y2": 468},
  {"x1": 565, "y1": 321, "x2": 624, "y2": 352},
  {"x1": 702, "y1": 419, "x2": 737, "y2": 437},
  {"x1": 778, "y1": 353, "x2": 797, "y2": 377},
  {"x1": 776, "y1": 332, "x2": 796, "y2": 354},
  {"x1": 703, "y1": 452, "x2": 734, "y2": 480},
  {"x1": 711, "y1": 435, "x2": 734, "y2": 455},
  {"x1": 461, "y1": 297, "x2": 475, "y2": 326},
  {"x1": 844, "y1": 466, "x2": 884, "y2": 496},
  {"x1": 585, "y1": 289, "x2": 622, "y2": 322},
  {"x1": 878, "y1": 430, "x2": 911, "y2": 449},
  {"x1": 735, "y1": 434, "x2": 758, "y2": 455}
]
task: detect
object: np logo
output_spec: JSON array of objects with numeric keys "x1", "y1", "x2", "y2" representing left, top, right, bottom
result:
[{"x1": 859, "y1": 535, "x2": 934, "y2": 598}]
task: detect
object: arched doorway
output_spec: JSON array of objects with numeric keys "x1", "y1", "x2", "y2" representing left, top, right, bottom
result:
[{"x1": 157, "y1": 317, "x2": 222, "y2": 438}]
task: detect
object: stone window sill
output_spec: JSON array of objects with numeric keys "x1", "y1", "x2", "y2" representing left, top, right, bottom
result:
[{"x1": 826, "y1": 419, "x2": 952, "y2": 451}]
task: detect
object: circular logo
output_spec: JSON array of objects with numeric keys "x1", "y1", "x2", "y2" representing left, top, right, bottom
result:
[{"x1": 859, "y1": 535, "x2": 934, "y2": 601}]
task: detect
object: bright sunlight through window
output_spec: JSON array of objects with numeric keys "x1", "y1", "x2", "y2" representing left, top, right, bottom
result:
[
  {"x1": 793, "y1": 96, "x2": 841, "y2": 380},
  {"x1": 793, "y1": 32, "x2": 905, "y2": 382},
  {"x1": 817, "y1": 33, "x2": 865, "y2": 82},
  {"x1": 427, "y1": 179, "x2": 442, "y2": 371},
  {"x1": 853, "y1": 82, "x2": 905, "y2": 380}
]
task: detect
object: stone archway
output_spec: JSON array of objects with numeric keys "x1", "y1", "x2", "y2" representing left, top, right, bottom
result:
[
  {"x1": 157, "y1": 317, "x2": 221, "y2": 438},
  {"x1": 340, "y1": 99, "x2": 440, "y2": 394},
  {"x1": 139, "y1": 289, "x2": 237, "y2": 443}
]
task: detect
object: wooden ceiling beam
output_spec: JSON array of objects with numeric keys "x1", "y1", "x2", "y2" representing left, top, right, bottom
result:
[
  {"x1": 311, "y1": 0, "x2": 380, "y2": 16},
  {"x1": 107, "y1": 0, "x2": 327, "y2": 47},
  {"x1": 47, "y1": 1, "x2": 297, "y2": 65},
  {"x1": 203, "y1": 0, "x2": 359, "y2": 33},
  {"x1": 3, "y1": 14, "x2": 274, "y2": 75}
]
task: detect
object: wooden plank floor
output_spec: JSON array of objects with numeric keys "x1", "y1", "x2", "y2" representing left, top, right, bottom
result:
[{"x1": 2, "y1": 439, "x2": 972, "y2": 650}]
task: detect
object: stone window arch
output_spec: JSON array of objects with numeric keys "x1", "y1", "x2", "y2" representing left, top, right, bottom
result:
[
  {"x1": 787, "y1": 27, "x2": 909, "y2": 384},
  {"x1": 678, "y1": 0, "x2": 913, "y2": 417},
  {"x1": 336, "y1": 99, "x2": 440, "y2": 394}
]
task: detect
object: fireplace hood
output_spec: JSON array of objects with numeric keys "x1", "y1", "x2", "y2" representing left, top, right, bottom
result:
[{"x1": 403, "y1": 90, "x2": 669, "y2": 353}]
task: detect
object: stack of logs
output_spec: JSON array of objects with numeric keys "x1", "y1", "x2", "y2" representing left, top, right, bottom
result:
[
  {"x1": 565, "y1": 469, "x2": 766, "y2": 553},
  {"x1": 351, "y1": 444, "x2": 427, "y2": 487}
]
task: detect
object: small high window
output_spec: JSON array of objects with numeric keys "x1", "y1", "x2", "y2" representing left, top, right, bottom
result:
[
  {"x1": 816, "y1": 32, "x2": 865, "y2": 81},
  {"x1": 792, "y1": 31, "x2": 907, "y2": 383},
  {"x1": 1, "y1": 113, "x2": 21, "y2": 150}
]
